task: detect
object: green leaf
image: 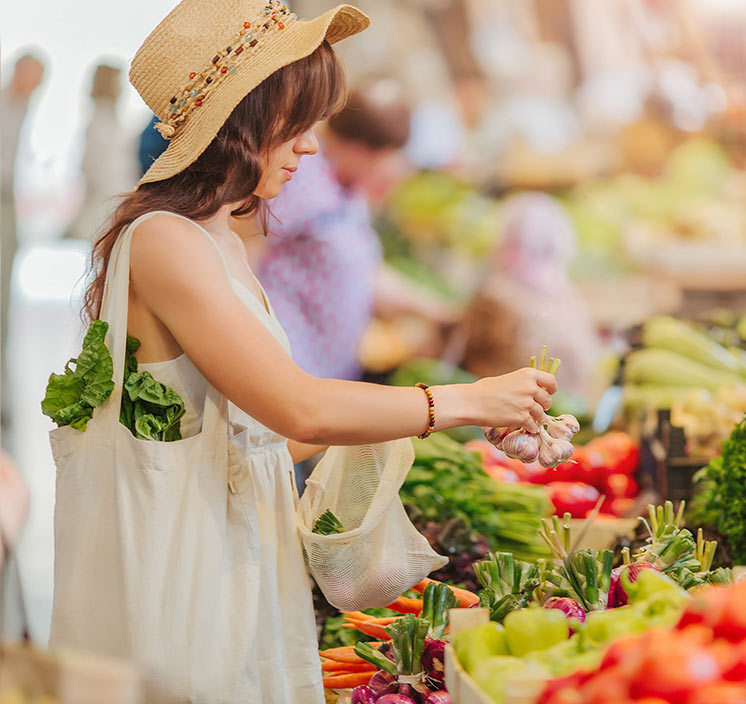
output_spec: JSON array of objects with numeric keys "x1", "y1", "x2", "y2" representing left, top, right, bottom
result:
[{"x1": 75, "y1": 320, "x2": 115, "y2": 407}]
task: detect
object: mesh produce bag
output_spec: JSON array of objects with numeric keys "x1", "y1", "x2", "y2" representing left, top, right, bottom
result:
[{"x1": 297, "y1": 439, "x2": 448, "y2": 611}]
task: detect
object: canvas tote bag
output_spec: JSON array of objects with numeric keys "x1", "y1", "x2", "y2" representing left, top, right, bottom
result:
[{"x1": 49, "y1": 214, "x2": 231, "y2": 702}]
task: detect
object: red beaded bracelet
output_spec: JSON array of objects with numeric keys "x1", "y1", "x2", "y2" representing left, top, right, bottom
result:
[{"x1": 415, "y1": 383, "x2": 436, "y2": 439}]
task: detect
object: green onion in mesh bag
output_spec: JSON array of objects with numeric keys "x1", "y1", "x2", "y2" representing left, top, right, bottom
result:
[{"x1": 312, "y1": 509, "x2": 345, "y2": 535}]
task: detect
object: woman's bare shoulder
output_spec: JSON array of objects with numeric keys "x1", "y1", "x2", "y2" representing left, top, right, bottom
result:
[{"x1": 129, "y1": 212, "x2": 228, "y2": 303}]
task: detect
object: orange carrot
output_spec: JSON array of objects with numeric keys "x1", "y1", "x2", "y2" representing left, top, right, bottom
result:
[
  {"x1": 321, "y1": 660, "x2": 377, "y2": 673},
  {"x1": 344, "y1": 615, "x2": 398, "y2": 626},
  {"x1": 385, "y1": 595, "x2": 424, "y2": 615},
  {"x1": 318, "y1": 643, "x2": 382, "y2": 663},
  {"x1": 412, "y1": 577, "x2": 480, "y2": 607},
  {"x1": 342, "y1": 622, "x2": 391, "y2": 641},
  {"x1": 323, "y1": 671, "x2": 375, "y2": 689},
  {"x1": 340, "y1": 610, "x2": 375, "y2": 622}
]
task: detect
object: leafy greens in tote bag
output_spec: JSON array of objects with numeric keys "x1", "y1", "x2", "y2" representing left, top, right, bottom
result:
[{"x1": 41, "y1": 321, "x2": 186, "y2": 441}]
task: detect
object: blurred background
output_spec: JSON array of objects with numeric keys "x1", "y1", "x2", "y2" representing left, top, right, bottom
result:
[{"x1": 2, "y1": 0, "x2": 745, "y2": 644}]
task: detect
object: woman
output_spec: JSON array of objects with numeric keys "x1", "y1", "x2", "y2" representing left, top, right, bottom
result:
[{"x1": 49, "y1": 1, "x2": 557, "y2": 702}]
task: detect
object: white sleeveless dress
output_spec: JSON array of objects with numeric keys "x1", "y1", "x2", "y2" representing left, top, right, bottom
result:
[{"x1": 102, "y1": 212, "x2": 323, "y2": 703}]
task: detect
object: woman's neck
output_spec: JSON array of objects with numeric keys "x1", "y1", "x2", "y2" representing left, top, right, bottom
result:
[{"x1": 196, "y1": 203, "x2": 239, "y2": 237}]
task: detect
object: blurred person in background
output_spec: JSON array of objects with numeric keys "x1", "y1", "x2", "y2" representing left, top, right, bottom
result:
[
  {"x1": 64, "y1": 62, "x2": 138, "y2": 241},
  {"x1": 0, "y1": 52, "x2": 45, "y2": 431},
  {"x1": 460, "y1": 192, "x2": 600, "y2": 401},
  {"x1": 250, "y1": 80, "x2": 450, "y2": 383}
]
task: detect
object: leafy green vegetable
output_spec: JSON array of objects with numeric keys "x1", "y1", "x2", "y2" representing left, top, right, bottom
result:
[
  {"x1": 312, "y1": 509, "x2": 346, "y2": 536},
  {"x1": 401, "y1": 434, "x2": 552, "y2": 561},
  {"x1": 42, "y1": 322, "x2": 186, "y2": 442},
  {"x1": 122, "y1": 370, "x2": 185, "y2": 441},
  {"x1": 691, "y1": 414, "x2": 746, "y2": 564},
  {"x1": 41, "y1": 320, "x2": 115, "y2": 430}
]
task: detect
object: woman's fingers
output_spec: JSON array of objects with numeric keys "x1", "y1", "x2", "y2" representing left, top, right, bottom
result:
[
  {"x1": 529, "y1": 402, "x2": 546, "y2": 425},
  {"x1": 534, "y1": 370, "x2": 558, "y2": 395},
  {"x1": 534, "y1": 388, "x2": 553, "y2": 411}
]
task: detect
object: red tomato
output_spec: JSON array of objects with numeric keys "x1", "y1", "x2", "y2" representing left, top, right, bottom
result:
[
  {"x1": 600, "y1": 634, "x2": 645, "y2": 672},
  {"x1": 710, "y1": 638, "x2": 746, "y2": 681},
  {"x1": 464, "y1": 440, "x2": 503, "y2": 466},
  {"x1": 537, "y1": 672, "x2": 588, "y2": 703},
  {"x1": 600, "y1": 496, "x2": 635, "y2": 517},
  {"x1": 483, "y1": 465, "x2": 520, "y2": 483},
  {"x1": 630, "y1": 639, "x2": 720, "y2": 702},
  {"x1": 602, "y1": 473, "x2": 639, "y2": 499},
  {"x1": 687, "y1": 682, "x2": 746, "y2": 704},
  {"x1": 547, "y1": 482, "x2": 602, "y2": 518},
  {"x1": 714, "y1": 596, "x2": 746, "y2": 644},
  {"x1": 578, "y1": 667, "x2": 631, "y2": 704}
]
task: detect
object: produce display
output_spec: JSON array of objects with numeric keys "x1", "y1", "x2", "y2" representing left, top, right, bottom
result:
[
  {"x1": 623, "y1": 315, "x2": 746, "y2": 457},
  {"x1": 323, "y1": 496, "x2": 736, "y2": 702},
  {"x1": 537, "y1": 579, "x2": 746, "y2": 704},
  {"x1": 467, "y1": 431, "x2": 641, "y2": 518},
  {"x1": 400, "y1": 433, "x2": 553, "y2": 562}
]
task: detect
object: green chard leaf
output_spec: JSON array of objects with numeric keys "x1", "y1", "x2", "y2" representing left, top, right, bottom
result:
[{"x1": 41, "y1": 321, "x2": 114, "y2": 430}]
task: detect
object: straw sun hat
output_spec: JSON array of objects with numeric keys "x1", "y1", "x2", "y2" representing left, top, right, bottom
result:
[{"x1": 130, "y1": 0, "x2": 369, "y2": 186}]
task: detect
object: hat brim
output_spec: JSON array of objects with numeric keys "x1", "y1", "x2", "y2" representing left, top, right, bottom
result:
[{"x1": 137, "y1": 4, "x2": 369, "y2": 187}]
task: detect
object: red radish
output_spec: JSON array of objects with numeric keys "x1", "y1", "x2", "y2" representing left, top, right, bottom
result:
[
  {"x1": 613, "y1": 563, "x2": 659, "y2": 606},
  {"x1": 422, "y1": 638, "x2": 446, "y2": 686},
  {"x1": 368, "y1": 670, "x2": 397, "y2": 698},
  {"x1": 423, "y1": 691, "x2": 453, "y2": 704},
  {"x1": 350, "y1": 685, "x2": 377, "y2": 704},
  {"x1": 543, "y1": 596, "x2": 586, "y2": 624},
  {"x1": 377, "y1": 693, "x2": 417, "y2": 704}
]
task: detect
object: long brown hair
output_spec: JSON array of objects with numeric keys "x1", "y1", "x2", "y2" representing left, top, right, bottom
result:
[{"x1": 83, "y1": 41, "x2": 345, "y2": 321}]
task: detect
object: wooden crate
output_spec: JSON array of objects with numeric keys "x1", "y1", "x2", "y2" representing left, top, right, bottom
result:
[
  {"x1": 445, "y1": 609, "x2": 548, "y2": 704},
  {"x1": 0, "y1": 641, "x2": 141, "y2": 704}
]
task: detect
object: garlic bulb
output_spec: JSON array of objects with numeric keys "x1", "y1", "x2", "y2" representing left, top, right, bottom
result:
[
  {"x1": 483, "y1": 426, "x2": 512, "y2": 450},
  {"x1": 538, "y1": 427, "x2": 574, "y2": 468},
  {"x1": 502, "y1": 429, "x2": 540, "y2": 463},
  {"x1": 545, "y1": 414, "x2": 580, "y2": 441}
]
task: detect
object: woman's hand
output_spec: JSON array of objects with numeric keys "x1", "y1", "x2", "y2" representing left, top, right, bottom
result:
[{"x1": 470, "y1": 368, "x2": 557, "y2": 433}]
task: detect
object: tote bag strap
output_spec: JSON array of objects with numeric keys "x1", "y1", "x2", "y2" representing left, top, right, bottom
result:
[{"x1": 96, "y1": 211, "x2": 226, "y2": 435}]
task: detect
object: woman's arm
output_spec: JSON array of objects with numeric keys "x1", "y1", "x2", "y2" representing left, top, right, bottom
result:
[
  {"x1": 287, "y1": 440, "x2": 328, "y2": 464},
  {"x1": 129, "y1": 216, "x2": 556, "y2": 445}
]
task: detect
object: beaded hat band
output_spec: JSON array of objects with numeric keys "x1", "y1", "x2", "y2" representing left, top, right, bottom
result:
[{"x1": 130, "y1": 0, "x2": 369, "y2": 187}]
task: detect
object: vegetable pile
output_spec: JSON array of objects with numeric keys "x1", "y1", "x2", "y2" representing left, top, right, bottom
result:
[
  {"x1": 623, "y1": 316, "x2": 746, "y2": 456},
  {"x1": 401, "y1": 433, "x2": 553, "y2": 561},
  {"x1": 453, "y1": 569, "x2": 691, "y2": 703},
  {"x1": 691, "y1": 414, "x2": 746, "y2": 565},
  {"x1": 320, "y1": 579, "x2": 464, "y2": 702},
  {"x1": 537, "y1": 579, "x2": 746, "y2": 704},
  {"x1": 42, "y1": 321, "x2": 186, "y2": 441}
]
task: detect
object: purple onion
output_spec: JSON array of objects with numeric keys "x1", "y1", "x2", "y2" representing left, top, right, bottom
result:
[
  {"x1": 377, "y1": 694, "x2": 417, "y2": 704},
  {"x1": 542, "y1": 596, "x2": 586, "y2": 623},
  {"x1": 422, "y1": 639, "x2": 446, "y2": 686},
  {"x1": 369, "y1": 670, "x2": 397, "y2": 698},
  {"x1": 613, "y1": 562, "x2": 660, "y2": 606},
  {"x1": 423, "y1": 692, "x2": 453, "y2": 704},
  {"x1": 350, "y1": 685, "x2": 377, "y2": 704}
]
